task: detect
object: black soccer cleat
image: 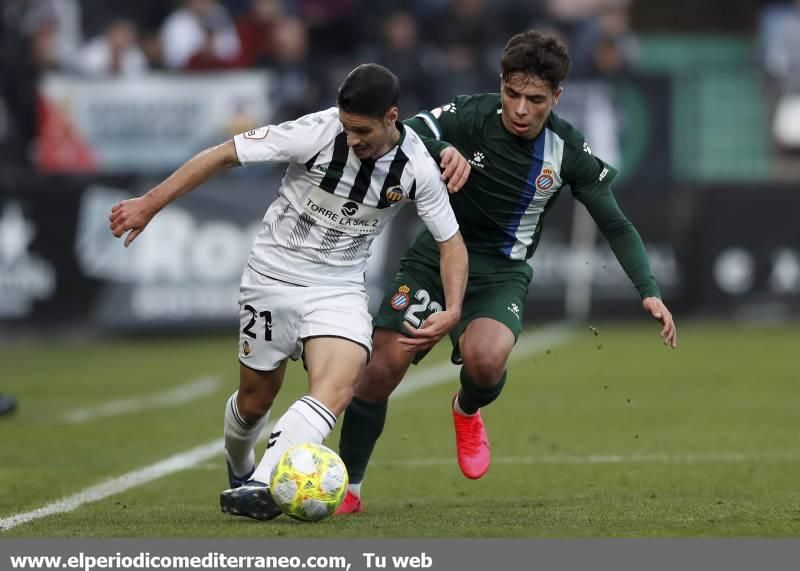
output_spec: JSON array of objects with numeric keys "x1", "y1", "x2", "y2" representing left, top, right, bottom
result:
[{"x1": 220, "y1": 480, "x2": 283, "y2": 521}]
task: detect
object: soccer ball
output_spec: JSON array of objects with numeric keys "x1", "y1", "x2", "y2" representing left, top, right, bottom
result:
[{"x1": 269, "y1": 443, "x2": 348, "y2": 521}]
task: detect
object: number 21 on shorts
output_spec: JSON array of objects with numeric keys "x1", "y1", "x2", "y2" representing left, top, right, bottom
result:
[{"x1": 242, "y1": 304, "x2": 272, "y2": 341}]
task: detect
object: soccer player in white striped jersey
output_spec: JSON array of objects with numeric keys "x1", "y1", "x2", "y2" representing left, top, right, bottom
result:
[{"x1": 109, "y1": 64, "x2": 468, "y2": 521}]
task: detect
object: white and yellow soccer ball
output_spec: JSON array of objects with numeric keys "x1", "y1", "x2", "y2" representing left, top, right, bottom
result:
[{"x1": 269, "y1": 443, "x2": 348, "y2": 522}]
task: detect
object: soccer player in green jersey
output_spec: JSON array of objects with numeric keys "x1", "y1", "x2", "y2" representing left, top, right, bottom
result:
[{"x1": 335, "y1": 31, "x2": 677, "y2": 514}]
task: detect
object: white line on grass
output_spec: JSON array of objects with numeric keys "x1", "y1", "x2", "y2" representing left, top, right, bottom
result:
[
  {"x1": 0, "y1": 440, "x2": 224, "y2": 532},
  {"x1": 0, "y1": 324, "x2": 573, "y2": 532},
  {"x1": 62, "y1": 377, "x2": 222, "y2": 423}
]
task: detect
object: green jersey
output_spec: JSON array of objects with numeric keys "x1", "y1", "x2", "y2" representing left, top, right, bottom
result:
[{"x1": 406, "y1": 93, "x2": 661, "y2": 299}]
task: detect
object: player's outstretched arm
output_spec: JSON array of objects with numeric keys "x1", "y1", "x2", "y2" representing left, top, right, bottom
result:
[
  {"x1": 400, "y1": 231, "x2": 468, "y2": 351},
  {"x1": 642, "y1": 296, "x2": 677, "y2": 348},
  {"x1": 109, "y1": 140, "x2": 240, "y2": 247},
  {"x1": 574, "y1": 166, "x2": 676, "y2": 349}
]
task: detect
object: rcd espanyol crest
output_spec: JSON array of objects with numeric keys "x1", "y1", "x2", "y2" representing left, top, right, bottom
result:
[
  {"x1": 535, "y1": 167, "x2": 555, "y2": 191},
  {"x1": 390, "y1": 285, "x2": 411, "y2": 310}
]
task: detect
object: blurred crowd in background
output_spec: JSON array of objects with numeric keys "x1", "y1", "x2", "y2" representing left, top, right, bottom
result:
[
  {"x1": 0, "y1": 0, "x2": 646, "y2": 172},
  {"x1": 0, "y1": 0, "x2": 799, "y2": 175}
]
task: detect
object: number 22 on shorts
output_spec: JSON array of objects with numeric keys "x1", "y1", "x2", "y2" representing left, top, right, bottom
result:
[{"x1": 403, "y1": 289, "x2": 442, "y2": 327}]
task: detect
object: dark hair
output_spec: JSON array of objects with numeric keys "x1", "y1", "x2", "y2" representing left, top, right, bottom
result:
[
  {"x1": 500, "y1": 31, "x2": 571, "y2": 90},
  {"x1": 336, "y1": 63, "x2": 400, "y2": 119}
]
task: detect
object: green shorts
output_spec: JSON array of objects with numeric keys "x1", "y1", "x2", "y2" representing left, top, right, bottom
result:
[{"x1": 374, "y1": 253, "x2": 533, "y2": 365}]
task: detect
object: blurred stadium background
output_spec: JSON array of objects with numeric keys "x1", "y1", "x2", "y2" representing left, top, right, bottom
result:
[{"x1": 1, "y1": 0, "x2": 800, "y2": 537}]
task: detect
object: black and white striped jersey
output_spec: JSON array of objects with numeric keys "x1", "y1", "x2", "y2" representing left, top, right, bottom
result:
[{"x1": 233, "y1": 107, "x2": 458, "y2": 287}]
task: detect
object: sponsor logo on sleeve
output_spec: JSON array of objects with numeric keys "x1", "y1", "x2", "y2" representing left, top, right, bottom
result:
[{"x1": 244, "y1": 127, "x2": 269, "y2": 140}]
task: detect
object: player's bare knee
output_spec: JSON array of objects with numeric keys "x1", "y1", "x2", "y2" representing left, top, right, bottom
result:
[{"x1": 462, "y1": 349, "x2": 507, "y2": 386}]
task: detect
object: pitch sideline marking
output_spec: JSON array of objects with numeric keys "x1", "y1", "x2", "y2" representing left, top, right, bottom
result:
[
  {"x1": 62, "y1": 377, "x2": 222, "y2": 424},
  {"x1": 0, "y1": 325, "x2": 572, "y2": 532},
  {"x1": 0, "y1": 440, "x2": 224, "y2": 532}
]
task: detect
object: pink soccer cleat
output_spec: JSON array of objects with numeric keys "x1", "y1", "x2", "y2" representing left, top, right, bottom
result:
[
  {"x1": 452, "y1": 395, "x2": 491, "y2": 479},
  {"x1": 335, "y1": 491, "x2": 364, "y2": 515}
]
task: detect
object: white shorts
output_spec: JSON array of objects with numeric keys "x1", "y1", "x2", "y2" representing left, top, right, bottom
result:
[{"x1": 237, "y1": 266, "x2": 373, "y2": 371}]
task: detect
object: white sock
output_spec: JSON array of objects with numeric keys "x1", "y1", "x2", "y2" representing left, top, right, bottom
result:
[
  {"x1": 224, "y1": 391, "x2": 268, "y2": 479},
  {"x1": 453, "y1": 393, "x2": 478, "y2": 417},
  {"x1": 347, "y1": 483, "x2": 362, "y2": 497},
  {"x1": 251, "y1": 395, "x2": 336, "y2": 485}
]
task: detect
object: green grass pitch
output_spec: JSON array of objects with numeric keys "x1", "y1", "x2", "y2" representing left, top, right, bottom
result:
[{"x1": 1, "y1": 322, "x2": 799, "y2": 537}]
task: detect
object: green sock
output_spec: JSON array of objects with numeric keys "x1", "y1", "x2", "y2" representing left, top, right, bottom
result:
[
  {"x1": 338, "y1": 396, "x2": 388, "y2": 484},
  {"x1": 457, "y1": 368, "x2": 507, "y2": 415}
]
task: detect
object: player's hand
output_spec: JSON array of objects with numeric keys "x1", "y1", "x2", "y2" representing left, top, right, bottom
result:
[
  {"x1": 108, "y1": 195, "x2": 159, "y2": 247},
  {"x1": 439, "y1": 147, "x2": 470, "y2": 193},
  {"x1": 399, "y1": 309, "x2": 461, "y2": 352},
  {"x1": 642, "y1": 296, "x2": 677, "y2": 348}
]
